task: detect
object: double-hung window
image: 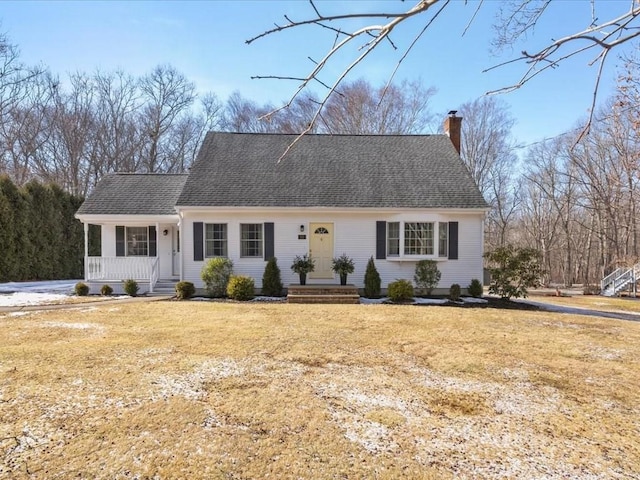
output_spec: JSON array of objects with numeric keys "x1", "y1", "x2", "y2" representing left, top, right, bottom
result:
[
  {"x1": 126, "y1": 227, "x2": 148, "y2": 256},
  {"x1": 387, "y1": 222, "x2": 400, "y2": 257},
  {"x1": 240, "y1": 224, "x2": 263, "y2": 258},
  {"x1": 438, "y1": 222, "x2": 448, "y2": 258},
  {"x1": 205, "y1": 223, "x2": 227, "y2": 257}
]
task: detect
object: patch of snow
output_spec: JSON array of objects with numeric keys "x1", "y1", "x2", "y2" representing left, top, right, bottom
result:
[
  {"x1": 462, "y1": 297, "x2": 488, "y2": 304},
  {"x1": 0, "y1": 280, "x2": 78, "y2": 294},
  {"x1": 250, "y1": 296, "x2": 287, "y2": 302},
  {"x1": 0, "y1": 292, "x2": 69, "y2": 307},
  {"x1": 359, "y1": 297, "x2": 387, "y2": 304},
  {"x1": 39, "y1": 321, "x2": 102, "y2": 330},
  {"x1": 412, "y1": 297, "x2": 449, "y2": 305}
]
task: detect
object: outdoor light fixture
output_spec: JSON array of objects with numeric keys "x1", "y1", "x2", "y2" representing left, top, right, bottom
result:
[
  {"x1": 300, "y1": 225, "x2": 305, "y2": 233},
  {"x1": 163, "y1": 229, "x2": 169, "y2": 236}
]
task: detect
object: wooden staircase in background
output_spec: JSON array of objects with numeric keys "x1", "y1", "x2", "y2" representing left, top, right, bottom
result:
[{"x1": 287, "y1": 284, "x2": 360, "y2": 304}]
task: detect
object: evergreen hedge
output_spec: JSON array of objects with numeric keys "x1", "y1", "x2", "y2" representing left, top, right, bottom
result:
[{"x1": 0, "y1": 175, "x2": 85, "y2": 282}]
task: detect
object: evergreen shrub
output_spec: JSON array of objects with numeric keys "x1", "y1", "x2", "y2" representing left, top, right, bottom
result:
[{"x1": 227, "y1": 275, "x2": 255, "y2": 301}]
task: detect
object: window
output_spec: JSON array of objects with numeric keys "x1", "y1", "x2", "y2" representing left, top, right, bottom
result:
[
  {"x1": 126, "y1": 227, "x2": 148, "y2": 256},
  {"x1": 387, "y1": 222, "x2": 400, "y2": 256},
  {"x1": 439, "y1": 222, "x2": 448, "y2": 258},
  {"x1": 404, "y1": 222, "x2": 434, "y2": 255},
  {"x1": 240, "y1": 224, "x2": 263, "y2": 257},
  {"x1": 205, "y1": 223, "x2": 227, "y2": 257}
]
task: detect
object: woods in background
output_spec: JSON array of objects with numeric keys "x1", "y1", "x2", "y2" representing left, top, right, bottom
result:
[{"x1": 2, "y1": 30, "x2": 640, "y2": 285}]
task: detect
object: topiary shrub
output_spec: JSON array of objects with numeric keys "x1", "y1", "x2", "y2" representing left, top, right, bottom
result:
[
  {"x1": 75, "y1": 282, "x2": 89, "y2": 296},
  {"x1": 201, "y1": 257, "x2": 234, "y2": 297},
  {"x1": 449, "y1": 283, "x2": 461, "y2": 301},
  {"x1": 413, "y1": 259, "x2": 441, "y2": 295},
  {"x1": 227, "y1": 275, "x2": 255, "y2": 301},
  {"x1": 262, "y1": 257, "x2": 283, "y2": 296},
  {"x1": 468, "y1": 279, "x2": 483, "y2": 298},
  {"x1": 100, "y1": 284, "x2": 113, "y2": 296},
  {"x1": 175, "y1": 281, "x2": 195, "y2": 300},
  {"x1": 363, "y1": 256, "x2": 381, "y2": 298},
  {"x1": 123, "y1": 279, "x2": 139, "y2": 297},
  {"x1": 387, "y1": 279, "x2": 414, "y2": 303}
]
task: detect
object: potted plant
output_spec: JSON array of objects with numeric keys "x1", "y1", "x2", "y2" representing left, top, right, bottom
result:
[
  {"x1": 332, "y1": 253, "x2": 355, "y2": 285},
  {"x1": 291, "y1": 254, "x2": 315, "y2": 285}
]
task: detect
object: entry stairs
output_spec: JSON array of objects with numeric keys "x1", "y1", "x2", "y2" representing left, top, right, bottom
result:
[
  {"x1": 601, "y1": 263, "x2": 640, "y2": 296},
  {"x1": 149, "y1": 279, "x2": 179, "y2": 296},
  {"x1": 287, "y1": 284, "x2": 360, "y2": 304}
]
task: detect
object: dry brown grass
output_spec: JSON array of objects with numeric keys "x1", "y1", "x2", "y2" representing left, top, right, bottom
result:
[{"x1": 1, "y1": 301, "x2": 639, "y2": 479}]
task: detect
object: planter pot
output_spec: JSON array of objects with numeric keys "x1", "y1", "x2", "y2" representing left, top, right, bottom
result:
[
  {"x1": 299, "y1": 273, "x2": 307, "y2": 285},
  {"x1": 340, "y1": 273, "x2": 348, "y2": 286}
]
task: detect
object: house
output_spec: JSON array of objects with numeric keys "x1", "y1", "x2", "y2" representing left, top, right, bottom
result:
[{"x1": 75, "y1": 113, "x2": 489, "y2": 295}]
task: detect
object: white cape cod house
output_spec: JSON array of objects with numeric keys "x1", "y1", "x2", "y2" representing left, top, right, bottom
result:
[{"x1": 75, "y1": 115, "x2": 489, "y2": 294}]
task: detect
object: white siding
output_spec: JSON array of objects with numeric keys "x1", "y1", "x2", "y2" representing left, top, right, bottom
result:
[{"x1": 181, "y1": 210, "x2": 485, "y2": 291}]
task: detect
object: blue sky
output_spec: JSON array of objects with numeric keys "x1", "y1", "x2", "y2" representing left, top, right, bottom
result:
[{"x1": 1, "y1": 0, "x2": 636, "y2": 146}]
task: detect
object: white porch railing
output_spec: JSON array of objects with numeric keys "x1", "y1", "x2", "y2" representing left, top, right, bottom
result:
[{"x1": 86, "y1": 257, "x2": 159, "y2": 292}]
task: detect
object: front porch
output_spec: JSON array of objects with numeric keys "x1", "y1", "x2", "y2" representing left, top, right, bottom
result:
[{"x1": 86, "y1": 256, "x2": 160, "y2": 293}]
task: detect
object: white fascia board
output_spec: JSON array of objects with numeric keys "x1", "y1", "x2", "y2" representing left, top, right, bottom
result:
[
  {"x1": 74, "y1": 214, "x2": 180, "y2": 224},
  {"x1": 174, "y1": 206, "x2": 490, "y2": 215}
]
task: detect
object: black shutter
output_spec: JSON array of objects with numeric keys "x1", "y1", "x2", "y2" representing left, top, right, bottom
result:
[
  {"x1": 448, "y1": 221, "x2": 458, "y2": 260},
  {"x1": 116, "y1": 226, "x2": 125, "y2": 257},
  {"x1": 194, "y1": 222, "x2": 203, "y2": 261},
  {"x1": 148, "y1": 226, "x2": 157, "y2": 257},
  {"x1": 376, "y1": 221, "x2": 386, "y2": 259},
  {"x1": 264, "y1": 222, "x2": 274, "y2": 260}
]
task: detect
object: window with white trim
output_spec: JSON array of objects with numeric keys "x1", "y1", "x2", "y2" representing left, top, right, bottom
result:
[
  {"x1": 205, "y1": 223, "x2": 227, "y2": 257},
  {"x1": 126, "y1": 227, "x2": 148, "y2": 256},
  {"x1": 439, "y1": 222, "x2": 448, "y2": 258},
  {"x1": 404, "y1": 222, "x2": 433, "y2": 255},
  {"x1": 384, "y1": 221, "x2": 450, "y2": 258},
  {"x1": 240, "y1": 224, "x2": 263, "y2": 258},
  {"x1": 387, "y1": 222, "x2": 400, "y2": 257}
]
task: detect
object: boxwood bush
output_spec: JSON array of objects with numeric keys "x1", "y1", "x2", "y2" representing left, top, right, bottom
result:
[
  {"x1": 175, "y1": 281, "x2": 195, "y2": 300},
  {"x1": 227, "y1": 275, "x2": 255, "y2": 301},
  {"x1": 75, "y1": 282, "x2": 89, "y2": 296},
  {"x1": 100, "y1": 284, "x2": 113, "y2": 296},
  {"x1": 387, "y1": 279, "x2": 414, "y2": 303}
]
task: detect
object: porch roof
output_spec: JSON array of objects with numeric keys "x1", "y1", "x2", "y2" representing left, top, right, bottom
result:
[{"x1": 76, "y1": 173, "x2": 187, "y2": 216}]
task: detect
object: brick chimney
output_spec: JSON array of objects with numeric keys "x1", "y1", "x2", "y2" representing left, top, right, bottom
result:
[{"x1": 444, "y1": 110, "x2": 462, "y2": 155}]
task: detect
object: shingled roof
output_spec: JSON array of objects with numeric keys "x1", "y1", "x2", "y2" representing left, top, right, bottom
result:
[
  {"x1": 176, "y1": 132, "x2": 488, "y2": 209},
  {"x1": 76, "y1": 173, "x2": 188, "y2": 215}
]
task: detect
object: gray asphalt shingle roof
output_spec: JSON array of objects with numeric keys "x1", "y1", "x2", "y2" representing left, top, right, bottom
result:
[
  {"x1": 76, "y1": 173, "x2": 188, "y2": 215},
  {"x1": 175, "y1": 132, "x2": 488, "y2": 209}
]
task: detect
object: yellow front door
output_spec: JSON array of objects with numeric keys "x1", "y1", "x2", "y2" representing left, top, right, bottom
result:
[{"x1": 309, "y1": 223, "x2": 334, "y2": 279}]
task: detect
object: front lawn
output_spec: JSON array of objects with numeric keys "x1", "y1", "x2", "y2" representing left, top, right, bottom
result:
[{"x1": 1, "y1": 302, "x2": 639, "y2": 479}]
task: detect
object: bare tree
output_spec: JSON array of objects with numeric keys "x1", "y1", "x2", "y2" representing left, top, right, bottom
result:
[
  {"x1": 92, "y1": 70, "x2": 143, "y2": 178},
  {"x1": 321, "y1": 79, "x2": 435, "y2": 134},
  {"x1": 248, "y1": 1, "x2": 640, "y2": 145},
  {"x1": 138, "y1": 65, "x2": 197, "y2": 172},
  {"x1": 457, "y1": 97, "x2": 520, "y2": 249}
]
